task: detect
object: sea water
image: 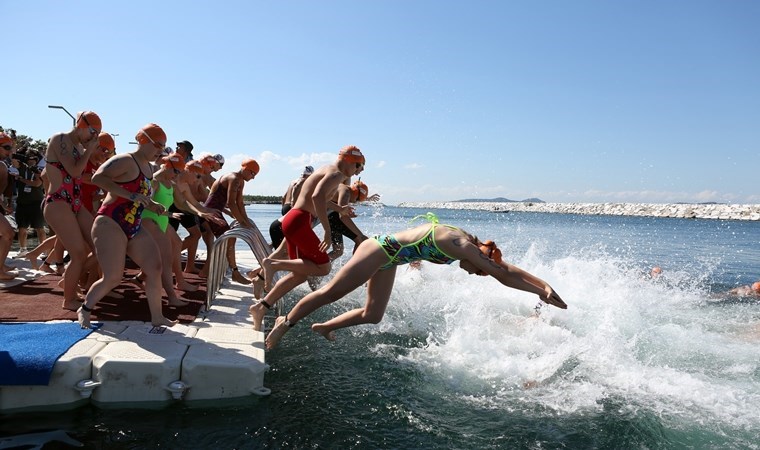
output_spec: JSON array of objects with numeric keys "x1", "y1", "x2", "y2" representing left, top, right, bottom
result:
[{"x1": 1, "y1": 204, "x2": 758, "y2": 448}]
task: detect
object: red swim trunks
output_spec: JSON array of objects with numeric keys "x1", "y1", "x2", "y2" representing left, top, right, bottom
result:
[{"x1": 281, "y1": 208, "x2": 329, "y2": 265}]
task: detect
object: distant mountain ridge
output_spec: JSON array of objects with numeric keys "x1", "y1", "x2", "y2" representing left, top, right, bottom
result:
[{"x1": 454, "y1": 197, "x2": 545, "y2": 203}]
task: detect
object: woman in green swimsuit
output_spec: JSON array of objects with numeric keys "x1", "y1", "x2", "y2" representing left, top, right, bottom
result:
[
  {"x1": 139, "y1": 154, "x2": 193, "y2": 306},
  {"x1": 263, "y1": 213, "x2": 567, "y2": 349}
]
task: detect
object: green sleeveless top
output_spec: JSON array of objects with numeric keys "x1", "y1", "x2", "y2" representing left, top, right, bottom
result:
[{"x1": 142, "y1": 181, "x2": 174, "y2": 232}]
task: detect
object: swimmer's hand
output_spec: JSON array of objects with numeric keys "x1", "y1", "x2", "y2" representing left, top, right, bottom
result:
[
  {"x1": 320, "y1": 230, "x2": 331, "y2": 253},
  {"x1": 338, "y1": 205, "x2": 356, "y2": 218},
  {"x1": 129, "y1": 193, "x2": 151, "y2": 207},
  {"x1": 367, "y1": 193, "x2": 381, "y2": 202},
  {"x1": 541, "y1": 286, "x2": 567, "y2": 309},
  {"x1": 201, "y1": 211, "x2": 226, "y2": 226},
  {"x1": 146, "y1": 200, "x2": 165, "y2": 215},
  {"x1": 83, "y1": 133, "x2": 100, "y2": 149}
]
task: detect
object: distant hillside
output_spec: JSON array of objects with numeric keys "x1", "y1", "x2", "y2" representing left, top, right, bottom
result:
[{"x1": 454, "y1": 197, "x2": 545, "y2": 203}]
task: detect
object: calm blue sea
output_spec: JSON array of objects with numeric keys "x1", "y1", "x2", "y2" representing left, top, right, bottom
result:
[{"x1": 2, "y1": 204, "x2": 759, "y2": 449}]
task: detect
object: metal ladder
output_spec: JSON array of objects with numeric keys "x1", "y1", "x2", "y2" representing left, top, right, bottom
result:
[{"x1": 204, "y1": 225, "x2": 282, "y2": 316}]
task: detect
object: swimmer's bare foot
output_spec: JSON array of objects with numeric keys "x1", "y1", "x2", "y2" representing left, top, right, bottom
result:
[
  {"x1": 183, "y1": 262, "x2": 200, "y2": 274},
  {"x1": 151, "y1": 316, "x2": 178, "y2": 328},
  {"x1": 175, "y1": 281, "x2": 198, "y2": 292},
  {"x1": 311, "y1": 323, "x2": 336, "y2": 342},
  {"x1": 167, "y1": 297, "x2": 190, "y2": 307},
  {"x1": 232, "y1": 268, "x2": 252, "y2": 285},
  {"x1": 252, "y1": 276, "x2": 266, "y2": 300},
  {"x1": 0, "y1": 270, "x2": 16, "y2": 281},
  {"x1": 40, "y1": 260, "x2": 56, "y2": 273},
  {"x1": 261, "y1": 258, "x2": 274, "y2": 291},
  {"x1": 77, "y1": 306, "x2": 92, "y2": 328},
  {"x1": 26, "y1": 255, "x2": 41, "y2": 270},
  {"x1": 246, "y1": 268, "x2": 261, "y2": 280},
  {"x1": 249, "y1": 303, "x2": 268, "y2": 332},
  {"x1": 62, "y1": 297, "x2": 82, "y2": 311},
  {"x1": 265, "y1": 316, "x2": 291, "y2": 349}
]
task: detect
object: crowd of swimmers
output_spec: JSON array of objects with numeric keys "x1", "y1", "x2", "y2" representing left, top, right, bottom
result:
[{"x1": 0, "y1": 114, "x2": 756, "y2": 346}]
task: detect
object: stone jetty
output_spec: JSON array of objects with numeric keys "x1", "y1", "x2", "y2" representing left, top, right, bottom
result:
[{"x1": 397, "y1": 202, "x2": 760, "y2": 221}]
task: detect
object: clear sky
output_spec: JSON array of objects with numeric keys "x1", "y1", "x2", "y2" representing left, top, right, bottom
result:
[{"x1": 4, "y1": 1, "x2": 759, "y2": 205}]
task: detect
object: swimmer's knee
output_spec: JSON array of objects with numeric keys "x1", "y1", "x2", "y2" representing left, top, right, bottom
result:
[
  {"x1": 101, "y1": 273, "x2": 124, "y2": 289},
  {"x1": 68, "y1": 246, "x2": 89, "y2": 262}
]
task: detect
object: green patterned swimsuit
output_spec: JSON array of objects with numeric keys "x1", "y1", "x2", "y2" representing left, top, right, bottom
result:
[{"x1": 372, "y1": 213, "x2": 458, "y2": 270}]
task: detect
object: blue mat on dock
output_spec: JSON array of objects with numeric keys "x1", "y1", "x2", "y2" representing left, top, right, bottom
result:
[{"x1": 0, "y1": 322, "x2": 101, "y2": 386}]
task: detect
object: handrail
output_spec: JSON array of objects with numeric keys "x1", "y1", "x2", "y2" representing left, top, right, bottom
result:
[{"x1": 205, "y1": 224, "x2": 279, "y2": 314}]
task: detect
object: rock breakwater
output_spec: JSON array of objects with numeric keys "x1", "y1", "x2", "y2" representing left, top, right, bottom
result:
[{"x1": 397, "y1": 202, "x2": 760, "y2": 221}]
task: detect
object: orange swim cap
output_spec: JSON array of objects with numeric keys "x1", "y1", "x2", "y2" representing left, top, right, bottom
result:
[
  {"x1": 242, "y1": 158, "x2": 260, "y2": 175},
  {"x1": 351, "y1": 180, "x2": 369, "y2": 202},
  {"x1": 164, "y1": 153, "x2": 186, "y2": 172},
  {"x1": 752, "y1": 281, "x2": 760, "y2": 293},
  {"x1": 0, "y1": 132, "x2": 12, "y2": 146},
  {"x1": 476, "y1": 240, "x2": 503, "y2": 276},
  {"x1": 186, "y1": 160, "x2": 205, "y2": 174},
  {"x1": 135, "y1": 123, "x2": 167, "y2": 146},
  {"x1": 97, "y1": 132, "x2": 116, "y2": 151},
  {"x1": 338, "y1": 146, "x2": 365, "y2": 165},
  {"x1": 76, "y1": 111, "x2": 102, "y2": 132}
]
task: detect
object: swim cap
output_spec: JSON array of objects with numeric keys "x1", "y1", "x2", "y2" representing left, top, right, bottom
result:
[
  {"x1": 97, "y1": 132, "x2": 116, "y2": 151},
  {"x1": 186, "y1": 160, "x2": 205, "y2": 174},
  {"x1": 76, "y1": 111, "x2": 102, "y2": 132},
  {"x1": 213, "y1": 154, "x2": 225, "y2": 166},
  {"x1": 303, "y1": 165, "x2": 314, "y2": 176},
  {"x1": 351, "y1": 180, "x2": 369, "y2": 202},
  {"x1": 0, "y1": 132, "x2": 12, "y2": 146},
  {"x1": 242, "y1": 158, "x2": 260, "y2": 175},
  {"x1": 199, "y1": 154, "x2": 217, "y2": 167},
  {"x1": 135, "y1": 123, "x2": 167, "y2": 146},
  {"x1": 338, "y1": 146, "x2": 365, "y2": 165},
  {"x1": 476, "y1": 240, "x2": 503, "y2": 276},
  {"x1": 752, "y1": 282, "x2": 760, "y2": 293},
  {"x1": 164, "y1": 153, "x2": 186, "y2": 171}
]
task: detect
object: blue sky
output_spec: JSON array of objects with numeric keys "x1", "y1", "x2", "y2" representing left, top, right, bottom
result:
[{"x1": 4, "y1": 1, "x2": 759, "y2": 205}]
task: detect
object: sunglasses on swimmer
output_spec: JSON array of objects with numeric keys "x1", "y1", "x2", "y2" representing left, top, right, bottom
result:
[{"x1": 1, "y1": 145, "x2": 12, "y2": 151}]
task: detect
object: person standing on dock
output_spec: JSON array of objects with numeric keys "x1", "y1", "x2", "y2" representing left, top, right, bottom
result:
[
  {"x1": 197, "y1": 158, "x2": 260, "y2": 284},
  {"x1": 12, "y1": 150, "x2": 46, "y2": 256},
  {"x1": 43, "y1": 111, "x2": 101, "y2": 308},
  {"x1": 0, "y1": 132, "x2": 18, "y2": 280},
  {"x1": 78, "y1": 123, "x2": 178, "y2": 329},
  {"x1": 175, "y1": 140, "x2": 194, "y2": 163},
  {"x1": 249, "y1": 145, "x2": 365, "y2": 331}
]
